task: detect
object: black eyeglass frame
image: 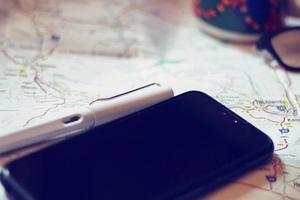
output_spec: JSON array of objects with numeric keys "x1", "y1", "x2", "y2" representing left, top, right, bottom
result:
[{"x1": 256, "y1": 27, "x2": 300, "y2": 72}]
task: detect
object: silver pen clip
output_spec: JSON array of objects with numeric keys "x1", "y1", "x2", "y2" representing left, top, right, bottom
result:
[{"x1": 89, "y1": 83, "x2": 162, "y2": 105}]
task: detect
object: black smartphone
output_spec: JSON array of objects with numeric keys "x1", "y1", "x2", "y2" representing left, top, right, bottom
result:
[{"x1": 0, "y1": 91, "x2": 274, "y2": 200}]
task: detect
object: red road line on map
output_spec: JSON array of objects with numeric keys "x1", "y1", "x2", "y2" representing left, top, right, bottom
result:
[
  {"x1": 34, "y1": 75, "x2": 47, "y2": 93},
  {"x1": 25, "y1": 71, "x2": 66, "y2": 127},
  {"x1": 23, "y1": 107, "x2": 52, "y2": 127},
  {"x1": 230, "y1": 105, "x2": 283, "y2": 124},
  {"x1": 275, "y1": 139, "x2": 289, "y2": 151},
  {"x1": 247, "y1": 112, "x2": 281, "y2": 124},
  {"x1": 38, "y1": 77, "x2": 64, "y2": 98},
  {"x1": 235, "y1": 181, "x2": 299, "y2": 200},
  {"x1": 280, "y1": 117, "x2": 286, "y2": 127},
  {"x1": 23, "y1": 97, "x2": 65, "y2": 127},
  {"x1": 33, "y1": 71, "x2": 65, "y2": 101}
]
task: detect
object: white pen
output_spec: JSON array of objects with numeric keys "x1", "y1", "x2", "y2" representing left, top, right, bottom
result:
[{"x1": 0, "y1": 83, "x2": 174, "y2": 154}]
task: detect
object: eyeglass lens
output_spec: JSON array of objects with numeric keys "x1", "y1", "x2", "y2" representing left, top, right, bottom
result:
[{"x1": 271, "y1": 30, "x2": 300, "y2": 69}]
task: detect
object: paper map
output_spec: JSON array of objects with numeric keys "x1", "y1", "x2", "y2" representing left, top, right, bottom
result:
[{"x1": 0, "y1": 0, "x2": 300, "y2": 199}]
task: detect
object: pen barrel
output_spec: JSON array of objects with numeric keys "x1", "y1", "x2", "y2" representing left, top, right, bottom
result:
[
  {"x1": 0, "y1": 108, "x2": 94, "y2": 153},
  {"x1": 91, "y1": 85, "x2": 174, "y2": 127}
]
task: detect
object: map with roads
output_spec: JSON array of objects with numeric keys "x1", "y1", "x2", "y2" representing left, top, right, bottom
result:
[{"x1": 0, "y1": 0, "x2": 299, "y2": 199}]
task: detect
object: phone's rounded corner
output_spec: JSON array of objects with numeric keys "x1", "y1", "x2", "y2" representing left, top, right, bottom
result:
[
  {"x1": 258, "y1": 134, "x2": 275, "y2": 166},
  {"x1": 267, "y1": 136, "x2": 275, "y2": 153},
  {"x1": 0, "y1": 166, "x2": 9, "y2": 183},
  {"x1": 259, "y1": 130, "x2": 275, "y2": 152},
  {"x1": 181, "y1": 90, "x2": 209, "y2": 98},
  {"x1": 0, "y1": 166, "x2": 12, "y2": 198},
  {"x1": 0, "y1": 166, "x2": 33, "y2": 200}
]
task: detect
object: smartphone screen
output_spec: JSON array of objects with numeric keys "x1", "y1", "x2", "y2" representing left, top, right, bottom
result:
[{"x1": 1, "y1": 91, "x2": 274, "y2": 200}]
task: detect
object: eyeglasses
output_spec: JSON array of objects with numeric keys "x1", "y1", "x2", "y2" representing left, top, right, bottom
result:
[{"x1": 256, "y1": 27, "x2": 300, "y2": 72}]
